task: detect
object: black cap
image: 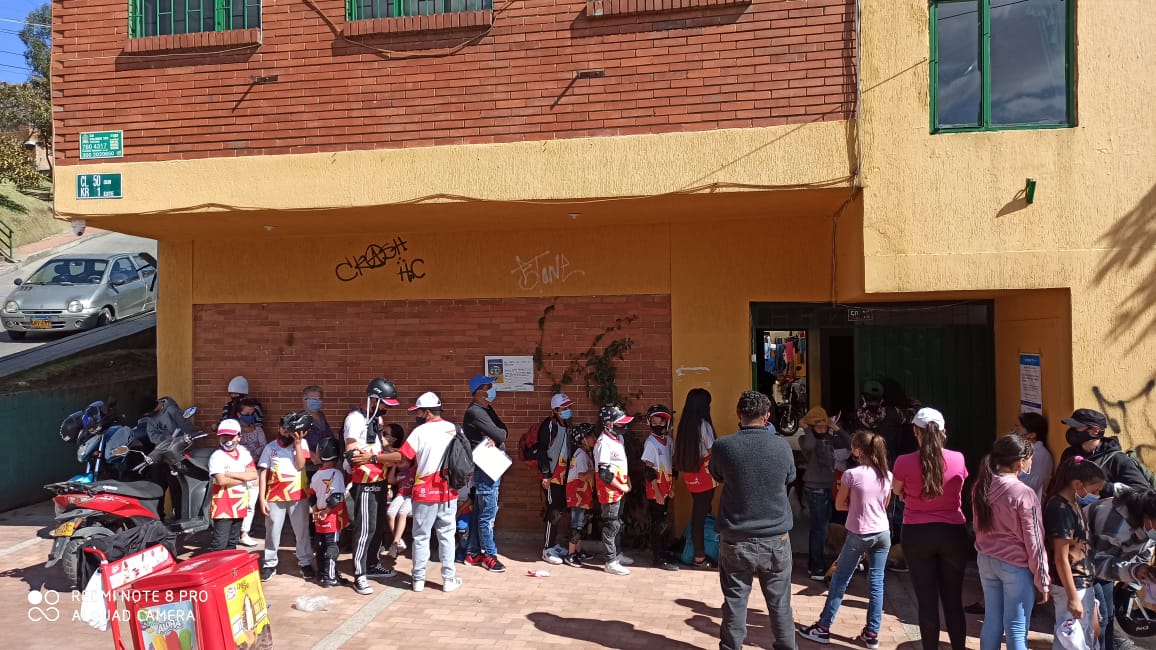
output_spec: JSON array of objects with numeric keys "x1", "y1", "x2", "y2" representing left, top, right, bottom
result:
[{"x1": 1061, "y1": 409, "x2": 1107, "y2": 431}]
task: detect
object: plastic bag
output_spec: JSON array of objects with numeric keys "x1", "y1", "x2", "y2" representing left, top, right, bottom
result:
[
  {"x1": 1054, "y1": 617, "x2": 1089, "y2": 650},
  {"x1": 293, "y1": 595, "x2": 332, "y2": 612}
]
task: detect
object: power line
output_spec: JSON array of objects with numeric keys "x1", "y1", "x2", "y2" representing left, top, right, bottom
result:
[
  {"x1": 0, "y1": 17, "x2": 49, "y2": 28},
  {"x1": 0, "y1": 62, "x2": 32, "y2": 73}
]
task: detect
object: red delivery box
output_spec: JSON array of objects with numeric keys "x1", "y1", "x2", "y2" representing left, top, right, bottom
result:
[{"x1": 126, "y1": 550, "x2": 272, "y2": 650}]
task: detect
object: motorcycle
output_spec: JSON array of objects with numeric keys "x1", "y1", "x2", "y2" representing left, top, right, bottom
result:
[
  {"x1": 44, "y1": 398, "x2": 215, "y2": 587},
  {"x1": 58, "y1": 399, "x2": 128, "y2": 484}
]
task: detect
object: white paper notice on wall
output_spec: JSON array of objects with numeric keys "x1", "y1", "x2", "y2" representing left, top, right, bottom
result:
[
  {"x1": 1019, "y1": 354, "x2": 1043, "y2": 414},
  {"x1": 484, "y1": 355, "x2": 534, "y2": 392}
]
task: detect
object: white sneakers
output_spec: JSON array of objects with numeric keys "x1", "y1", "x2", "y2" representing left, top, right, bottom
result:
[
  {"x1": 443, "y1": 576, "x2": 463, "y2": 593},
  {"x1": 542, "y1": 546, "x2": 565, "y2": 565},
  {"x1": 238, "y1": 533, "x2": 258, "y2": 547},
  {"x1": 618, "y1": 554, "x2": 634, "y2": 566},
  {"x1": 412, "y1": 580, "x2": 425, "y2": 593},
  {"x1": 604, "y1": 561, "x2": 631, "y2": 576}
]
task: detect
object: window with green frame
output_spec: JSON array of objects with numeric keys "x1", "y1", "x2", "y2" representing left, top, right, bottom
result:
[
  {"x1": 930, "y1": 0, "x2": 1075, "y2": 133},
  {"x1": 346, "y1": 0, "x2": 492, "y2": 21},
  {"x1": 129, "y1": 0, "x2": 261, "y2": 38}
]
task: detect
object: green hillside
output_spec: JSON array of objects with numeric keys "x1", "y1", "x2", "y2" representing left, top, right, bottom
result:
[{"x1": 0, "y1": 181, "x2": 67, "y2": 249}]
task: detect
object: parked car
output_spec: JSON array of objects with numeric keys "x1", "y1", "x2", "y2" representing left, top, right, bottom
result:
[{"x1": 2, "y1": 253, "x2": 157, "y2": 339}]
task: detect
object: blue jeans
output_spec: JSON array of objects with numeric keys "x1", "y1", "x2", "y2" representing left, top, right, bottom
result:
[
  {"x1": 819, "y1": 530, "x2": 891, "y2": 634},
  {"x1": 805, "y1": 487, "x2": 833, "y2": 574},
  {"x1": 466, "y1": 469, "x2": 500, "y2": 557},
  {"x1": 977, "y1": 553, "x2": 1036, "y2": 650}
]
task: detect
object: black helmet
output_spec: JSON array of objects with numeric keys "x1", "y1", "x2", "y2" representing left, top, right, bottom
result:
[
  {"x1": 60, "y1": 411, "x2": 84, "y2": 442},
  {"x1": 598, "y1": 405, "x2": 633, "y2": 426},
  {"x1": 317, "y1": 438, "x2": 341, "y2": 462},
  {"x1": 646, "y1": 404, "x2": 674, "y2": 420},
  {"x1": 280, "y1": 411, "x2": 314, "y2": 434},
  {"x1": 366, "y1": 378, "x2": 400, "y2": 406},
  {"x1": 571, "y1": 422, "x2": 598, "y2": 447},
  {"x1": 1115, "y1": 584, "x2": 1156, "y2": 637}
]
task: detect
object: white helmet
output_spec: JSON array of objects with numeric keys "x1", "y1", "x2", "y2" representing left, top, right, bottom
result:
[{"x1": 227, "y1": 375, "x2": 250, "y2": 395}]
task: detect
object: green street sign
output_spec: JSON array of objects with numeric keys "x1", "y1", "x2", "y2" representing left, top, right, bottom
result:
[
  {"x1": 79, "y1": 131, "x2": 124, "y2": 160},
  {"x1": 76, "y1": 173, "x2": 122, "y2": 200}
]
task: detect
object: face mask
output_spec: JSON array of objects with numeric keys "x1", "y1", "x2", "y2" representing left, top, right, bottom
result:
[
  {"x1": 305, "y1": 397, "x2": 322, "y2": 411},
  {"x1": 486, "y1": 387, "x2": 497, "y2": 402},
  {"x1": 650, "y1": 425, "x2": 667, "y2": 436},
  {"x1": 415, "y1": 415, "x2": 427, "y2": 426},
  {"x1": 220, "y1": 438, "x2": 238, "y2": 451},
  {"x1": 559, "y1": 409, "x2": 572, "y2": 421},
  {"x1": 1075, "y1": 489, "x2": 1098, "y2": 507},
  {"x1": 239, "y1": 413, "x2": 257, "y2": 425}
]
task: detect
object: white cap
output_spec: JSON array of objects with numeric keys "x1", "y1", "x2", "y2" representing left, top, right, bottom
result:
[
  {"x1": 550, "y1": 393, "x2": 574, "y2": 410},
  {"x1": 408, "y1": 391, "x2": 442, "y2": 412},
  {"x1": 227, "y1": 375, "x2": 249, "y2": 395},
  {"x1": 217, "y1": 418, "x2": 242, "y2": 436},
  {"x1": 912, "y1": 407, "x2": 945, "y2": 430}
]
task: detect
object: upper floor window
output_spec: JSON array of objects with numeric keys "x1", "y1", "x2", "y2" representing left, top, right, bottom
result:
[
  {"x1": 346, "y1": 0, "x2": 492, "y2": 20},
  {"x1": 930, "y1": 0, "x2": 1074, "y2": 133},
  {"x1": 130, "y1": 0, "x2": 261, "y2": 38}
]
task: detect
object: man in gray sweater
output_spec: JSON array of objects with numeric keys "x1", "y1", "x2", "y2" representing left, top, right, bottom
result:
[{"x1": 709, "y1": 390, "x2": 797, "y2": 650}]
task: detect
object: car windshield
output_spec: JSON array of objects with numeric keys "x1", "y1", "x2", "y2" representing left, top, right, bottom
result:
[{"x1": 24, "y1": 259, "x2": 109, "y2": 285}]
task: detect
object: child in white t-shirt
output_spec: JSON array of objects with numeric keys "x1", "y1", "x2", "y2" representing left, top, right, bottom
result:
[
  {"x1": 641, "y1": 404, "x2": 678, "y2": 571},
  {"x1": 310, "y1": 438, "x2": 349, "y2": 588}
]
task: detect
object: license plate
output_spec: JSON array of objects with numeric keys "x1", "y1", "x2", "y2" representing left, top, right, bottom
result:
[
  {"x1": 29, "y1": 319, "x2": 51, "y2": 329},
  {"x1": 51, "y1": 520, "x2": 78, "y2": 537}
]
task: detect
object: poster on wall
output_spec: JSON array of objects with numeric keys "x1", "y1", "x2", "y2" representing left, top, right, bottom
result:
[
  {"x1": 484, "y1": 356, "x2": 534, "y2": 392},
  {"x1": 1019, "y1": 353, "x2": 1043, "y2": 414}
]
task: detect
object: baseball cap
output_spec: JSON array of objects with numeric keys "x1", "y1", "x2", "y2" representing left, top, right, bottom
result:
[
  {"x1": 469, "y1": 374, "x2": 495, "y2": 394},
  {"x1": 217, "y1": 418, "x2": 242, "y2": 436},
  {"x1": 551, "y1": 393, "x2": 575, "y2": 410},
  {"x1": 912, "y1": 407, "x2": 945, "y2": 430},
  {"x1": 1061, "y1": 409, "x2": 1107, "y2": 431},
  {"x1": 408, "y1": 391, "x2": 443, "y2": 412}
]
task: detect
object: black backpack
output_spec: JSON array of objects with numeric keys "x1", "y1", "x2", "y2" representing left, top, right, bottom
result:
[{"x1": 439, "y1": 425, "x2": 476, "y2": 490}]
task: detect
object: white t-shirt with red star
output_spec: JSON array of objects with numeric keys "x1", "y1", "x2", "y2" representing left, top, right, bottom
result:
[
  {"x1": 257, "y1": 439, "x2": 309, "y2": 502},
  {"x1": 399, "y1": 419, "x2": 458, "y2": 504},
  {"x1": 208, "y1": 446, "x2": 256, "y2": 519},
  {"x1": 310, "y1": 467, "x2": 350, "y2": 534},
  {"x1": 343, "y1": 410, "x2": 386, "y2": 484}
]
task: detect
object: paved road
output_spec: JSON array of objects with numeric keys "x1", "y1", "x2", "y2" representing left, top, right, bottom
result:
[{"x1": 0, "y1": 232, "x2": 157, "y2": 358}]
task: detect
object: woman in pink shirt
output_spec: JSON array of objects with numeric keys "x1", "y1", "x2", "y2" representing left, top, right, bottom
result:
[
  {"x1": 972, "y1": 434, "x2": 1049, "y2": 650},
  {"x1": 891, "y1": 407, "x2": 969, "y2": 650}
]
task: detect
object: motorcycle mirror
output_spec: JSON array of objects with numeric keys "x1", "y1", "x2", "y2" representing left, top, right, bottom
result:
[
  {"x1": 13, "y1": 278, "x2": 22, "y2": 286},
  {"x1": 182, "y1": 407, "x2": 197, "y2": 419},
  {"x1": 110, "y1": 445, "x2": 130, "y2": 457}
]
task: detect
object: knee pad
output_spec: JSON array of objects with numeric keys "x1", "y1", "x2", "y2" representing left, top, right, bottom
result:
[
  {"x1": 324, "y1": 544, "x2": 340, "y2": 560},
  {"x1": 569, "y1": 528, "x2": 583, "y2": 545}
]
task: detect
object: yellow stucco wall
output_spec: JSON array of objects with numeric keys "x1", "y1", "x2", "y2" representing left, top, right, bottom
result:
[{"x1": 860, "y1": 1, "x2": 1156, "y2": 447}]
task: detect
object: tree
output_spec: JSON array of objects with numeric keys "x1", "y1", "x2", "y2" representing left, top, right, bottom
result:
[
  {"x1": 20, "y1": 4, "x2": 51, "y2": 82},
  {"x1": 0, "y1": 136, "x2": 44, "y2": 188},
  {"x1": 0, "y1": 4, "x2": 53, "y2": 180}
]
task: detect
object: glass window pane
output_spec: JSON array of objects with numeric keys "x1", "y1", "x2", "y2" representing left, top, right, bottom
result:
[
  {"x1": 934, "y1": 1, "x2": 982, "y2": 128},
  {"x1": 990, "y1": 0, "x2": 1068, "y2": 126}
]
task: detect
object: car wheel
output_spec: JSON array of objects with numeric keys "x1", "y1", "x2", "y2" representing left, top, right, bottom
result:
[
  {"x1": 96, "y1": 307, "x2": 115, "y2": 327},
  {"x1": 7, "y1": 331, "x2": 26, "y2": 340}
]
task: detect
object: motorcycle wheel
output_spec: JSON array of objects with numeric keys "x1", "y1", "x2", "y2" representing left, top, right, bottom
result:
[
  {"x1": 61, "y1": 528, "x2": 113, "y2": 589},
  {"x1": 779, "y1": 409, "x2": 800, "y2": 435}
]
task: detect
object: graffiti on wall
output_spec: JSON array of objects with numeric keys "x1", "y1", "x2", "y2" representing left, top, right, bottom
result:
[
  {"x1": 1092, "y1": 379, "x2": 1156, "y2": 439},
  {"x1": 335, "y1": 236, "x2": 426, "y2": 283},
  {"x1": 511, "y1": 251, "x2": 585, "y2": 292}
]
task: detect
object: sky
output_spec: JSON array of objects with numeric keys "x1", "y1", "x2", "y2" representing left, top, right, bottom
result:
[{"x1": 0, "y1": 0, "x2": 45, "y2": 84}]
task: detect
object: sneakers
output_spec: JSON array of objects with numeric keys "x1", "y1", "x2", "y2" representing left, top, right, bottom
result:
[
  {"x1": 481, "y1": 555, "x2": 507, "y2": 573},
  {"x1": 618, "y1": 554, "x2": 634, "y2": 566},
  {"x1": 463, "y1": 553, "x2": 484, "y2": 567},
  {"x1": 542, "y1": 548, "x2": 564, "y2": 565},
  {"x1": 412, "y1": 579, "x2": 425, "y2": 593},
  {"x1": 353, "y1": 576, "x2": 374, "y2": 595},
  {"x1": 691, "y1": 557, "x2": 718, "y2": 570},
  {"x1": 576, "y1": 551, "x2": 594, "y2": 562},
  {"x1": 654, "y1": 555, "x2": 679, "y2": 571},
  {"x1": 239, "y1": 533, "x2": 259, "y2": 547},
  {"x1": 604, "y1": 561, "x2": 631, "y2": 576},
  {"x1": 300, "y1": 565, "x2": 316, "y2": 580},
  {"x1": 366, "y1": 564, "x2": 397, "y2": 579},
  {"x1": 319, "y1": 575, "x2": 338, "y2": 588},
  {"x1": 886, "y1": 559, "x2": 909, "y2": 573},
  {"x1": 564, "y1": 553, "x2": 583, "y2": 568},
  {"x1": 443, "y1": 576, "x2": 463, "y2": 593},
  {"x1": 797, "y1": 623, "x2": 830, "y2": 644},
  {"x1": 857, "y1": 630, "x2": 880, "y2": 650},
  {"x1": 809, "y1": 571, "x2": 827, "y2": 582},
  {"x1": 259, "y1": 566, "x2": 276, "y2": 582}
]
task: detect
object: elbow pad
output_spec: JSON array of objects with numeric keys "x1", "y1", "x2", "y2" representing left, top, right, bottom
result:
[
  {"x1": 598, "y1": 464, "x2": 615, "y2": 485},
  {"x1": 326, "y1": 492, "x2": 345, "y2": 509},
  {"x1": 644, "y1": 467, "x2": 658, "y2": 482}
]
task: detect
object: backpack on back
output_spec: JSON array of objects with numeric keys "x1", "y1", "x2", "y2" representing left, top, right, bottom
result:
[
  {"x1": 519, "y1": 421, "x2": 542, "y2": 469},
  {"x1": 439, "y1": 425, "x2": 476, "y2": 491},
  {"x1": 1089, "y1": 449, "x2": 1156, "y2": 491}
]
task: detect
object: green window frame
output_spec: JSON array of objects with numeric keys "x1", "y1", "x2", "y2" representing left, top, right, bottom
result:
[
  {"x1": 929, "y1": 0, "x2": 1076, "y2": 133},
  {"x1": 346, "y1": 0, "x2": 492, "y2": 21},
  {"x1": 129, "y1": 0, "x2": 262, "y2": 38}
]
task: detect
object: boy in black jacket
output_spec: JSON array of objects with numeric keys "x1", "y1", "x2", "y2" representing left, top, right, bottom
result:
[{"x1": 537, "y1": 393, "x2": 575, "y2": 564}]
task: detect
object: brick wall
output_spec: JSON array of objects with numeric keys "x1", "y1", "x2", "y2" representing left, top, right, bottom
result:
[
  {"x1": 53, "y1": 0, "x2": 855, "y2": 162},
  {"x1": 192, "y1": 295, "x2": 672, "y2": 531}
]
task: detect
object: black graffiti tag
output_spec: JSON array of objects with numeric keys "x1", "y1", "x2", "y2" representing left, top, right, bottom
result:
[
  {"x1": 335, "y1": 237, "x2": 418, "y2": 282},
  {"x1": 1092, "y1": 379, "x2": 1156, "y2": 436},
  {"x1": 397, "y1": 259, "x2": 425, "y2": 283}
]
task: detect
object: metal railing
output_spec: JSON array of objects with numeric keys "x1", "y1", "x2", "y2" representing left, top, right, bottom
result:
[
  {"x1": 130, "y1": 0, "x2": 262, "y2": 38},
  {"x1": 348, "y1": 0, "x2": 492, "y2": 20},
  {"x1": 0, "y1": 218, "x2": 13, "y2": 262}
]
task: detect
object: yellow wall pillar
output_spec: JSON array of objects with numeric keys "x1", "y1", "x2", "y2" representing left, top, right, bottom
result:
[{"x1": 157, "y1": 240, "x2": 193, "y2": 405}]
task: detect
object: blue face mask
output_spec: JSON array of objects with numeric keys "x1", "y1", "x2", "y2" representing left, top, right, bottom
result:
[
  {"x1": 1075, "y1": 488, "x2": 1098, "y2": 507},
  {"x1": 559, "y1": 409, "x2": 573, "y2": 421},
  {"x1": 239, "y1": 413, "x2": 257, "y2": 425},
  {"x1": 486, "y1": 387, "x2": 497, "y2": 402},
  {"x1": 305, "y1": 397, "x2": 322, "y2": 412}
]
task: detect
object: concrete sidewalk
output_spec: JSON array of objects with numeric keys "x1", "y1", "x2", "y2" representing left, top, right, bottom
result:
[{"x1": 0, "y1": 499, "x2": 1076, "y2": 650}]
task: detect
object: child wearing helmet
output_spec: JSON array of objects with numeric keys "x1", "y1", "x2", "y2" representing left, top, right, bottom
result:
[
  {"x1": 595, "y1": 404, "x2": 634, "y2": 576},
  {"x1": 564, "y1": 424, "x2": 599, "y2": 568},
  {"x1": 642, "y1": 404, "x2": 679, "y2": 571},
  {"x1": 257, "y1": 412, "x2": 315, "y2": 583},
  {"x1": 311, "y1": 438, "x2": 349, "y2": 588}
]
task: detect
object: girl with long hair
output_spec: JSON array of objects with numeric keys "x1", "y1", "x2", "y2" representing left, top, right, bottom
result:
[
  {"x1": 972, "y1": 434, "x2": 1049, "y2": 650},
  {"x1": 797, "y1": 431, "x2": 893, "y2": 649},
  {"x1": 891, "y1": 408, "x2": 969, "y2": 650},
  {"x1": 674, "y1": 387, "x2": 717, "y2": 569},
  {"x1": 1044, "y1": 457, "x2": 1106, "y2": 650}
]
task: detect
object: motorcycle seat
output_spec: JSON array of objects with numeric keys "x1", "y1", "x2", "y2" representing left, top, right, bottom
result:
[
  {"x1": 85, "y1": 480, "x2": 164, "y2": 500},
  {"x1": 186, "y1": 447, "x2": 214, "y2": 472}
]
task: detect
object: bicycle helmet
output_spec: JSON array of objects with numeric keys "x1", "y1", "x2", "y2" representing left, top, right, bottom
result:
[
  {"x1": 366, "y1": 378, "x2": 400, "y2": 407},
  {"x1": 598, "y1": 405, "x2": 633, "y2": 426},
  {"x1": 570, "y1": 422, "x2": 598, "y2": 447},
  {"x1": 59, "y1": 411, "x2": 84, "y2": 442},
  {"x1": 646, "y1": 404, "x2": 674, "y2": 420},
  {"x1": 280, "y1": 411, "x2": 315, "y2": 434},
  {"x1": 318, "y1": 438, "x2": 341, "y2": 462}
]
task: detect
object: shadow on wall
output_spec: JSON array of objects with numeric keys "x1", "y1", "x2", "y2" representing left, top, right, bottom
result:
[{"x1": 1095, "y1": 181, "x2": 1156, "y2": 346}]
